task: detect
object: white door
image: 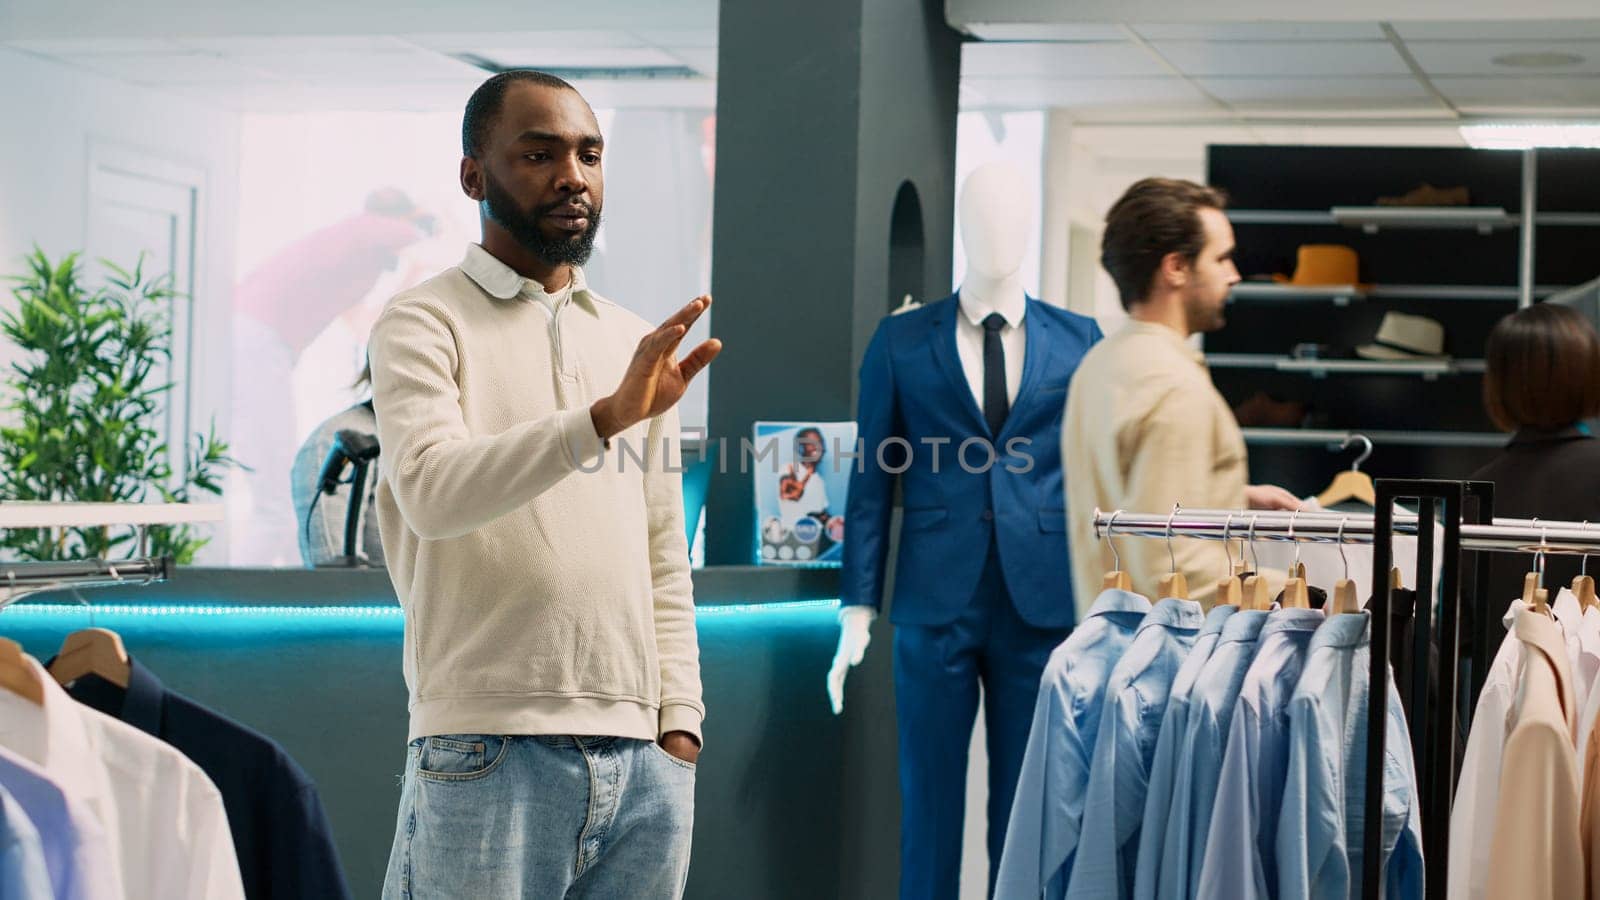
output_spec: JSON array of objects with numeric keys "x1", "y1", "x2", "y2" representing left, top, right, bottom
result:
[{"x1": 84, "y1": 144, "x2": 203, "y2": 485}]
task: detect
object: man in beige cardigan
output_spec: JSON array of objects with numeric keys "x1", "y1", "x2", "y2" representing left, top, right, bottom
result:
[
  {"x1": 370, "y1": 70, "x2": 721, "y2": 898},
  {"x1": 1063, "y1": 178, "x2": 1299, "y2": 612}
]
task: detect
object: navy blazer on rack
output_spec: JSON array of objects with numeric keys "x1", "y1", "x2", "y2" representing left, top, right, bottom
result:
[{"x1": 841, "y1": 293, "x2": 1101, "y2": 629}]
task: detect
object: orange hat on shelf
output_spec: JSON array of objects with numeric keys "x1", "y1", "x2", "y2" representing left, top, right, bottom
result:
[{"x1": 1272, "y1": 244, "x2": 1368, "y2": 289}]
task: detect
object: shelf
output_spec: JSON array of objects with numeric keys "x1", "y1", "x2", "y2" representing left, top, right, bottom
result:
[
  {"x1": 1229, "y1": 283, "x2": 1571, "y2": 304},
  {"x1": 1207, "y1": 354, "x2": 1485, "y2": 379},
  {"x1": 1536, "y1": 213, "x2": 1600, "y2": 227},
  {"x1": 1228, "y1": 210, "x2": 1337, "y2": 226},
  {"x1": 1228, "y1": 207, "x2": 1516, "y2": 232},
  {"x1": 1229, "y1": 283, "x2": 1366, "y2": 305},
  {"x1": 1231, "y1": 208, "x2": 1600, "y2": 231},
  {"x1": 0, "y1": 502, "x2": 224, "y2": 529},
  {"x1": 1331, "y1": 206, "x2": 1512, "y2": 233},
  {"x1": 1242, "y1": 428, "x2": 1506, "y2": 449}
]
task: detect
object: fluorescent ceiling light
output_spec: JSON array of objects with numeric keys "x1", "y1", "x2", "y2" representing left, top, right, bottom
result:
[{"x1": 1459, "y1": 122, "x2": 1600, "y2": 149}]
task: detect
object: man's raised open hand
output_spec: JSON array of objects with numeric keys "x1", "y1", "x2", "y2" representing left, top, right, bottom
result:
[{"x1": 591, "y1": 295, "x2": 722, "y2": 439}]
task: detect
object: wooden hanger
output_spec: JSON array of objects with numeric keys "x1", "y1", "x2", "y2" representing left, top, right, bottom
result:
[
  {"x1": 1523, "y1": 571, "x2": 1551, "y2": 616},
  {"x1": 1242, "y1": 515, "x2": 1272, "y2": 609},
  {"x1": 1238, "y1": 515, "x2": 1273, "y2": 610},
  {"x1": 1280, "y1": 515, "x2": 1310, "y2": 609},
  {"x1": 1158, "y1": 505, "x2": 1189, "y2": 600},
  {"x1": 1331, "y1": 580, "x2": 1362, "y2": 615},
  {"x1": 48, "y1": 627, "x2": 130, "y2": 689},
  {"x1": 1214, "y1": 514, "x2": 1243, "y2": 607},
  {"x1": 1158, "y1": 572, "x2": 1188, "y2": 600},
  {"x1": 1101, "y1": 510, "x2": 1132, "y2": 592},
  {"x1": 1316, "y1": 434, "x2": 1376, "y2": 508},
  {"x1": 0, "y1": 637, "x2": 44, "y2": 705},
  {"x1": 1242, "y1": 574, "x2": 1274, "y2": 611},
  {"x1": 1329, "y1": 518, "x2": 1364, "y2": 615},
  {"x1": 1281, "y1": 567, "x2": 1311, "y2": 609},
  {"x1": 1573, "y1": 575, "x2": 1597, "y2": 612},
  {"x1": 1576, "y1": 533, "x2": 1598, "y2": 612},
  {"x1": 1525, "y1": 531, "x2": 1552, "y2": 615}
]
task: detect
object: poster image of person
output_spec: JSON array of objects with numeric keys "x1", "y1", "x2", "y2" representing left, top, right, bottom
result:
[{"x1": 753, "y1": 421, "x2": 854, "y2": 565}]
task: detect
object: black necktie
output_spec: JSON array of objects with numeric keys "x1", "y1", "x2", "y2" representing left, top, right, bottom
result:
[{"x1": 982, "y1": 313, "x2": 1009, "y2": 436}]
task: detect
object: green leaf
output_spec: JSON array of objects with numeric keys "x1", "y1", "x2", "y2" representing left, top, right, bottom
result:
[{"x1": 0, "y1": 248, "x2": 237, "y2": 562}]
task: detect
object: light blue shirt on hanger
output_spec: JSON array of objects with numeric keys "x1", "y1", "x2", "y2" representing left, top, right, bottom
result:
[
  {"x1": 1143, "y1": 606, "x2": 1273, "y2": 900},
  {"x1": 1276, "y1": 611, "x2": 1425, "y2": 900},
  {"x1": 995, "y1": 588, "x2": 1151, "y2": 900},
  {"x1": 1065, "y1": 596, "x2": 1205, "y2": 900},
  {"x1": 0, "y1": 783, "x2": 51, "y2": 900},
  {"x1": 1196, "y1": 606, "x2": 1326, "y2": 900},
  {"x1": 1132, "y1": 603, "x2": 1238, "y2": 900}
]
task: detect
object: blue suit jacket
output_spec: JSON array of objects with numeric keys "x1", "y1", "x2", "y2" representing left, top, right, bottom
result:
[{"x1": 841, "y1": 294, "x2": 1101, "y2": 629}]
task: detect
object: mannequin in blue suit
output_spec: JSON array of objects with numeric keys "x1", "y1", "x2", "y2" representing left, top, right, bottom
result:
[{"x1": 829, "y1": 163, "x2": 1102, "y2": 899}]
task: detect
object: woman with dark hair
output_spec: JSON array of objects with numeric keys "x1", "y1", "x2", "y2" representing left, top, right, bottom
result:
[{"x1": 1473, "y1": 302, "x2": 1600, "y2": 602}]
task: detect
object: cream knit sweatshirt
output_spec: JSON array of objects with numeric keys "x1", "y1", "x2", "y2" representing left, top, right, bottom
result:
[{"x1": 368, "y1": 244, "x2": 703, "y2": 743}]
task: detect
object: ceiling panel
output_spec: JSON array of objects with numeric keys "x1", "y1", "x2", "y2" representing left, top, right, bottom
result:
[
  {"x1": 1198, "y1": 76, "x2": 1432, "y2": 102},
  {"x1": 962, "y1": 41, "x2": 1166, "y2": 78},
  {"x1": 962, "y1": 24, "x2": 1131, "y2": 42},
  {"x1": 559, "y1": 79, "x2": 716, "y2": 109},
  {"x1": 9, "y1": 37, "x2": 185, "y2": 54},
  {"x1": 1151, "y1": 40, "x2": 1408, "y2": 77},
  {"x1": 1392, "y1": 20, "x2": 1600, "y2": 41},
  {"x1": 1134, "y1": 23, "x2": 1386, "y2": 41},
  {"x1": 464, "y1": 47, "x2": 684, "y2": 69},
  {"x1": 1435, "y1": 75, "x2": 1600, "y2": 105},
  {"x1": 55, "y1": 51, "x2": 279, "y2": 84},
  {"x1": 180, "y1": 35, "x2": 416, "y2": 54},
  {"x1": 233, "y1": 48, "x2": 485, "y2": 82},
  {"x1": 667, "y1": 48, "x2": 717, "y2": 76},
  {"x1": 629, "y1": 28, "x2": 718, "y2": 48},
  {"x1": 403, "y1": 31, "x2": 645, "y2": 53},
  {"x1": 961, "y1": 76, "x2": 1208, "y2": 109},
  {"x1": 1404, "y1": 40, "x2": 1600, "y2": 76},
  {"x1": 165, "y1": 82, "x2": 332, "y2": 112}
]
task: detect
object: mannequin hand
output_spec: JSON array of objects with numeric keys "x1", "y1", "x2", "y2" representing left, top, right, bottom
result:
[
  {"x1": 1246, "y1": 484, "x2": 1303, "y2": 511},
  {"x1": 827, "y1": 606, "x2": 876, "y2": 715},
  {"x1": 591, "y1": 296, "x2": 721, "y2": 439}
]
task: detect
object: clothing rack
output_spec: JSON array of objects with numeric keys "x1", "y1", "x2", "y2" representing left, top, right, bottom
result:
[
  {"x1": 1092, "y1": 480, "x2": 1600, "y2": 899},
  {"x1": 0, "y1": 556, "x2": 174, "y2": 610},
  {"x1": 0, "y1": 502, "x2": 220, "y2": 610}
]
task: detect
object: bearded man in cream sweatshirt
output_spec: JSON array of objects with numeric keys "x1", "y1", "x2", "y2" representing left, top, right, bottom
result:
[{"x1": 370, "y1": 70, "x2": 721, "y2": 899}]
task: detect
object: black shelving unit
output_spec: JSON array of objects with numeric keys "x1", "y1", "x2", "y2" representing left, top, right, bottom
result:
[{"x1": 1206, "y1": 145, "x2": 1600, "y2": 495}]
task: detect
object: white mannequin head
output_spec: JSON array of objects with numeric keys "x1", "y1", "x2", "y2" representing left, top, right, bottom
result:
[{"x1": 957, "y1": 162, "x2": 1032, "y2": 282}]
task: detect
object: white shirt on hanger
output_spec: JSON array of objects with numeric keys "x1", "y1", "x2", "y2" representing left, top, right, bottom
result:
[
  {"x1": 0, "y1": 656, "x2": 245, "y2": 900},
  {"x1": 1551, "y1": 588, "x2": 1600, "y2": 720},
  {"x1": 1447, "y1": 600, "x2": 1525, "y2": 900},
  {"x1": 1572, "y1": 604, "x2": 1600, "y2": 789},
  {"x1": 955, "y1": 290, "x2": 1026, "y2": 412}
]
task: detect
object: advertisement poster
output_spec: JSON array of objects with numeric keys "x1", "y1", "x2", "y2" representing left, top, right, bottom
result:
[{"x1": 752, "y1": 421, "x2": 856, "y2": 566}]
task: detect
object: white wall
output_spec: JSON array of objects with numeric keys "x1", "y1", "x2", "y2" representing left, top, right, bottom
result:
[{"x1": 0, "y1": 47, "x2": 241, "y2": 561}]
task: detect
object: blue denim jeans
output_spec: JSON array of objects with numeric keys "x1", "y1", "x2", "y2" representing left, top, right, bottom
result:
[{"x1": 382, "y1": 734, "x2": 696, "y2": 899}]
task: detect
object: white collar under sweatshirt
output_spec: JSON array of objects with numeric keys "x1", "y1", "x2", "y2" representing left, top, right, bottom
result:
[{"x1": 368, "y1": 243, "x2": 704, "y2": 744}]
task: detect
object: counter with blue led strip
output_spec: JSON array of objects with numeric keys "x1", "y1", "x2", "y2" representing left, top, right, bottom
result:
[{"x1": 0, "y1": 564, "x2": 901, "y2": 899}]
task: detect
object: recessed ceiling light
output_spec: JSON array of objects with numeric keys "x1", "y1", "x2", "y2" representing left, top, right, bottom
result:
[
  {"x1": 1460, "y1": 122, "x2": 1600, "y2": 149},
  {"x1": 1491, "y1": 51, "x2": 1584, "y2": 68}
]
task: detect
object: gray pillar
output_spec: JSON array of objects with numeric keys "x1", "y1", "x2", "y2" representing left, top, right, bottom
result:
[
  {"x1": 699, "y1": 2, "x2": 960, "y2": 897},
  {"x1": 706, "y1": 0, "x2": 960, "y2": 566}
]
